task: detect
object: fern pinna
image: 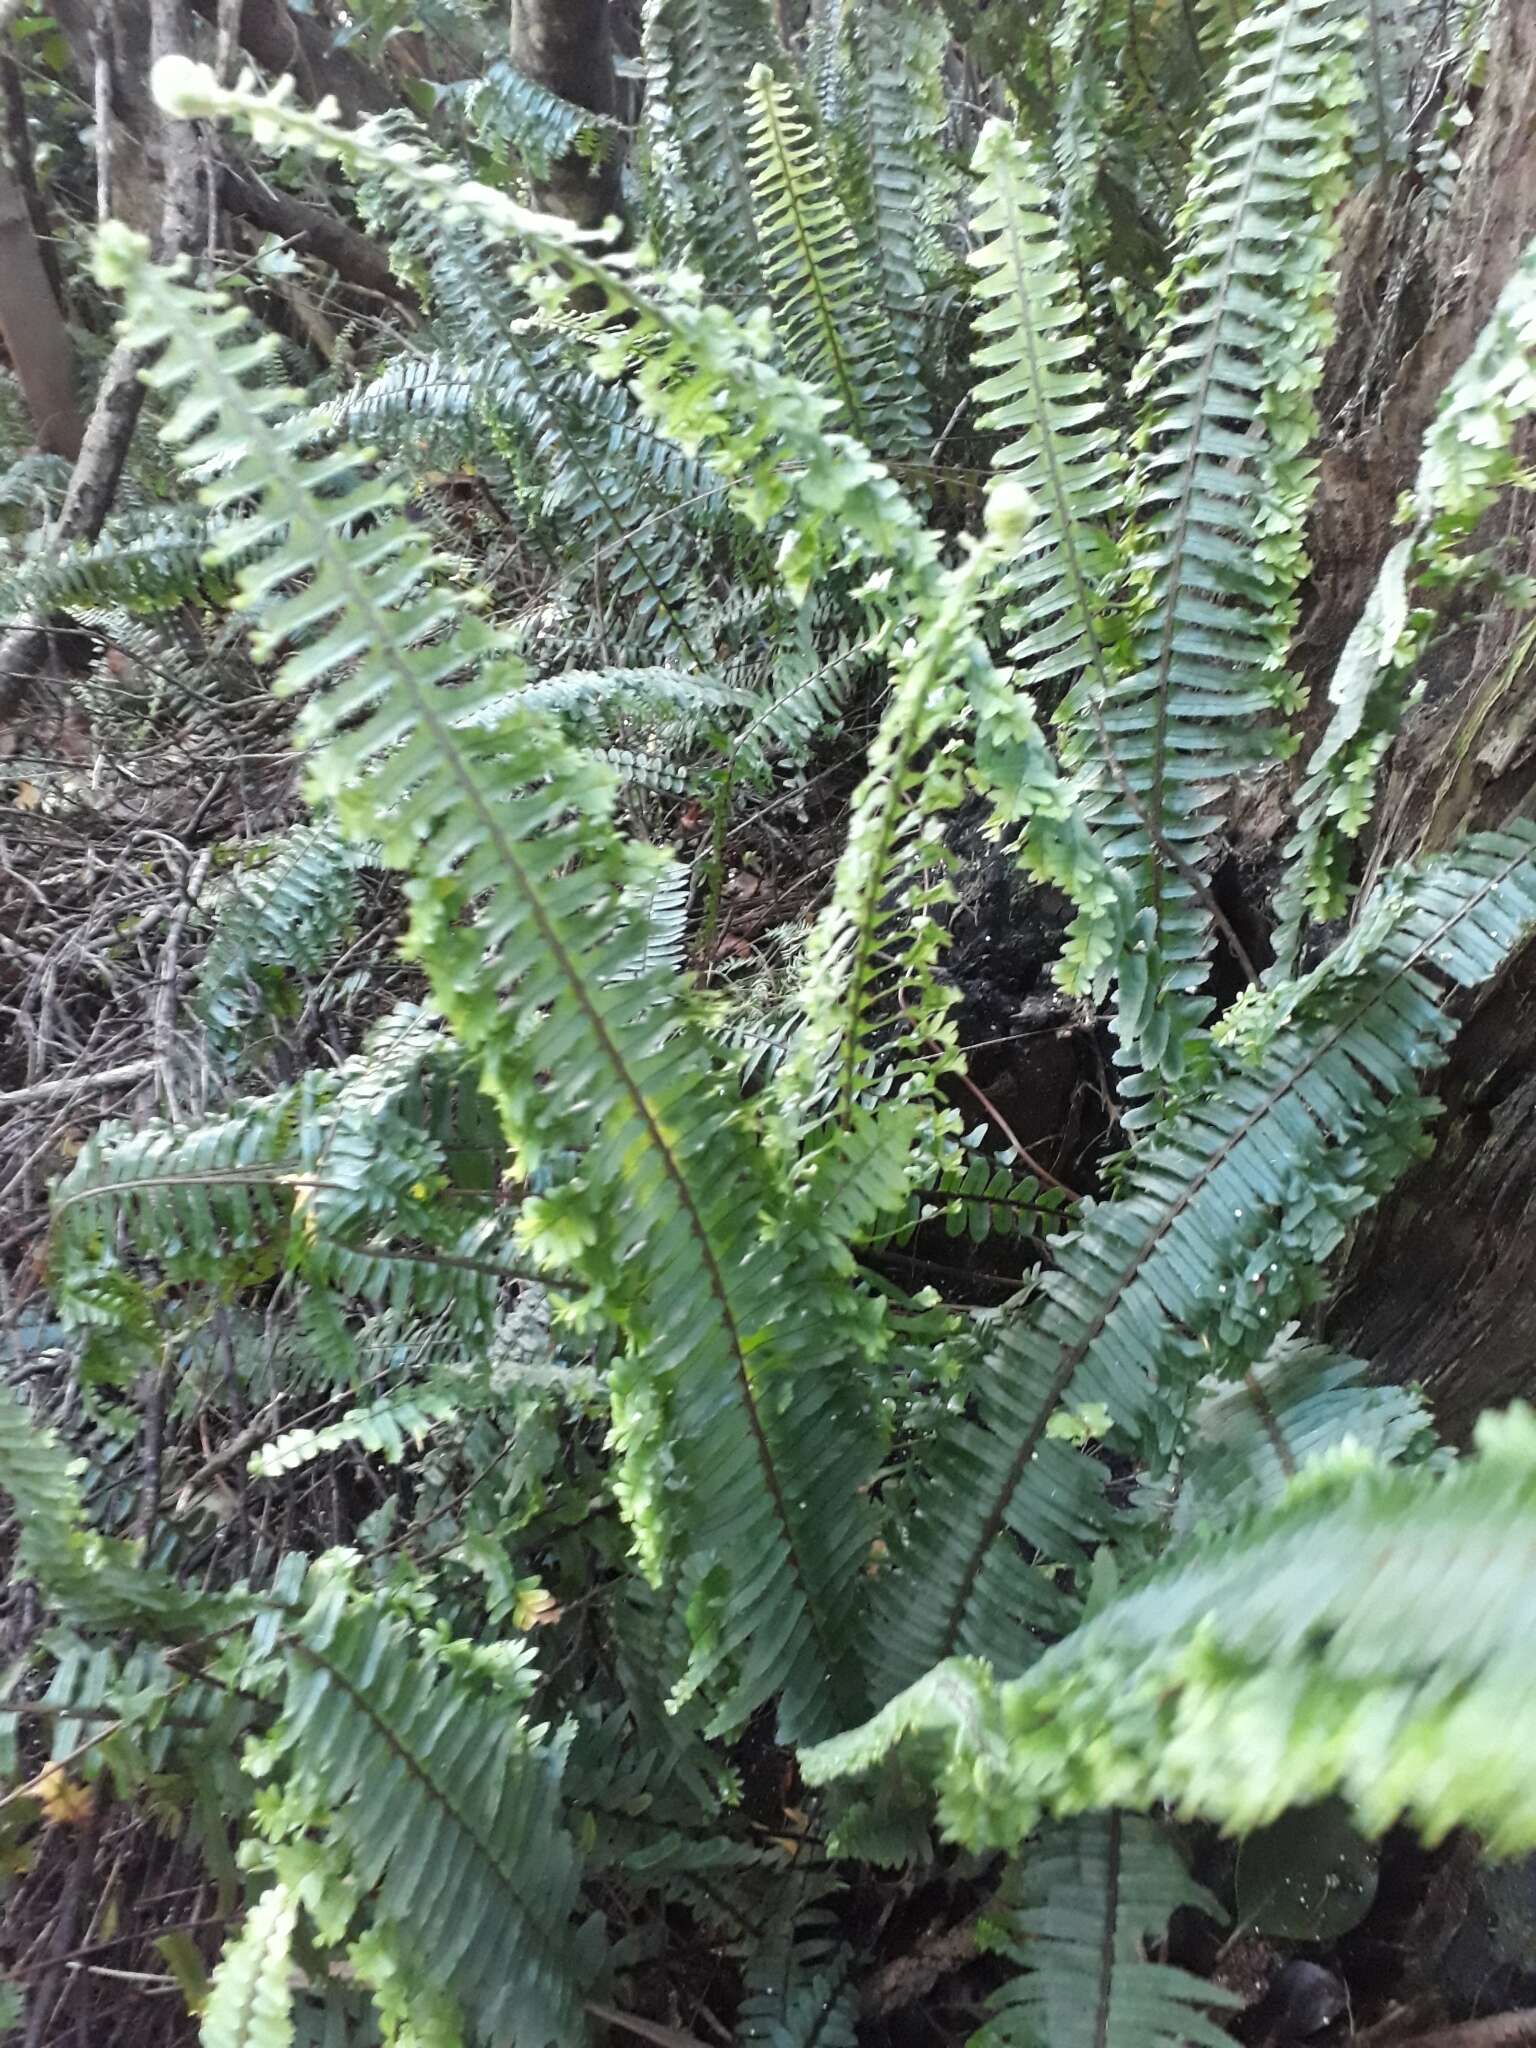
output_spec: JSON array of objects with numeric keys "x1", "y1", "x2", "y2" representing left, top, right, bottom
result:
[{"x1": 5, "y1": 17, "x2": 1536, "y2": 2048}]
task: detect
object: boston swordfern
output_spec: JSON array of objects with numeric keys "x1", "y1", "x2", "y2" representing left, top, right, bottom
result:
[{"x1": 7, "y1": 6, "x2": 1536, "y2": 2046}]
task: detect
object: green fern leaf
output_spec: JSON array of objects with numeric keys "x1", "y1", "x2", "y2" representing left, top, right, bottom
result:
[
  {"x1": 280, "y1": 1593, "x2": 601, "y2": 2044},
  {"x1": 805, "y1": 1404, "x2": 1536, "y2": 1857},
  {"x1": 197, "y1": 819, "x2": 361, "y2": 1073},
  {"x1": 641, "y1": 0, "x2": 776, "y2": 296},
  {"x1": 460, "y1": 57, "x2": 624, "y2": 185},
  {"x1": 1167, "y1": 1330, "x2": 1436, "y2": 1534},
  {"x1": 745, "y1": 64, "x2": 913, "y2": 453},
  {"x1": 868, "y1": 828, "x2": 1536, "y2": 1697},
  {"x1": 99, "y1": 210, "x2": 883, "y2": 1743},
  {"x1": 0, "y1": 1380, "x2": 238, "y2": 1636},
  {"x1": 202, "y1": 1886, "x2": 297, "y2": 2048},
  {"x1": 978, "y1": 1814, "x2": 1236, "y2": 2048},
  {"x1": 969, "y1": 121, "x2": 1125, "y2": 702},
  {"x1": 250, "y1": 1386, "x2": 469, "y2": 1478},
  {"x1": 1068, "y1": 0, "x2": 1356, "y2": 1091},
  {"x1": 825, "y1": 0, "x2": 948, "y2": 447}
]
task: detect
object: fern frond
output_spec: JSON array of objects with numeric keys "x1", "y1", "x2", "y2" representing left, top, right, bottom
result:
[
  {"x1": 967, "y1": 123, "x2": 1124, "y2": 713},
  {"x1": 1356, "y1": 0, "x2": 1415, "y2": 174},
  {"x1": 1167, "y1": 1330, "x2": 1436, "y2": 1534},
  {"x1": 51, "y1": 1011, "x2": 502, "y2": 1339},
  {"x1": 0, "y1": 1380, "x2": 237, "y2": 1635},
  {"x1": 197, "y1": 819, "x2": 362, "y2": 1072},
  {"x1": 202, "y1": 1886, "x2": 297, "y2": 2048},
  {"x1": 101, "y1": 196, "x2": 884, "y2": 1743},
  {"x1": 823, "y1": 0, "x2": 948, "y2": 448},
  {"x1": 279, "y1": 1591, "x2": 602, "y2": 2043},
  {"x1": 1066, "y1": 0, "x2": 1355, "y2": 1092},
  {"x1": 745, "y1": 65, "x2": 913, "y2": 453},
  {"x1": 805, "y1": 1405, "x2": 1536, "y2": 1857},
  {"x1": 250, "y1": 1386, "x2": 469, "y2": 1478},
  {"x1": 978, "y1": 1815, "x2": 1236, "y2": 2048},
  {"x1": 775, "y1": 541, "x2": 1024, "y2": 1143},
  {"x1": 460, "y1": 57, "x2": 624, "y2": 185},
  {"x1": 867, "y1": 828, "x2": 1536, "y2": 1698},
  {"x1": 880, "y1": 1142, "x2": 1073, "y2": 1249},
  {"x1": 641, "y1": 0, "x2": 777, "y2": 298},
  {"x1": 735, "y1": 1877, "x2": 859, "y2": 2048}
]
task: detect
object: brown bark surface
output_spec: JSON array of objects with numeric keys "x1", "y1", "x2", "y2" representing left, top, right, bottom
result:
[
  {"x1": 1300, "y1": 3, "x2": 1536, "y2": 1431},
  {"x1": 0, "y1": 157, "x2": 82, "y2": 457},
  {"x1": 507, "y1": 0, "x2": 623, "y2": 229}
]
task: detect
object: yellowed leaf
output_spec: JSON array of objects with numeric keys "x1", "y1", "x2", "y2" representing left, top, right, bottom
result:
[{"x1": 31, "y1": 1762, "x2": 94, "y2": 1826}]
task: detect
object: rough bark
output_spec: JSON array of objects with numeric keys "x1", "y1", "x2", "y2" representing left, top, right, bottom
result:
[
  {"x1": 1300, "y1": 2, "x2": 1536, "y2": 1434},
  {"x1": 507, "y1": 0, "x2": 623, "y2": 230}
]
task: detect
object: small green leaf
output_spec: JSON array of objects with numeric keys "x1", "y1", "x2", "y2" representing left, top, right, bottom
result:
[{"x1": 1236, "y1": 1802, "x2": 1378, "y2": 1942}]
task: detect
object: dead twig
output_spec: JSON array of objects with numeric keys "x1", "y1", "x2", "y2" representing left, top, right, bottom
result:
[{"x1": 0, "y1": 1060, "x2": 159, "y2": 1111}]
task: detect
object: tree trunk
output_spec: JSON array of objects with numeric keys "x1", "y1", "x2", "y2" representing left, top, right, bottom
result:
[
  {"x1": 1299, "y1": 2, "x2": 1536, "y2": 1435},
  {"x1": 507, "y1": 0, "x2": 623, "y2": 231},
  {"x1": 0, "y1": 121, "x2": 81, "y2": 457}
]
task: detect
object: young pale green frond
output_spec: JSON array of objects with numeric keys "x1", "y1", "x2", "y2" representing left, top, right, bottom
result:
[
  {"x1": 774, "y1": 561, "x2": 978, "y2": 1138},
  {"x1": 805, "y1": 1405, "x2": 1536, "y2": 1857},
  {"x1": 250, "y1": 1386, "x2": 469, "y2": 1478},
  {"x1": 967, "y1": 122, "x2": 1124, "y2": 707},
  {"x1": 1068, "y1": 0, "x2": 1355, "y2": 1092},
  {"x1": 279, "y1": 1593, "x2": 602, "y2": 2046},
  {"x1": 202, "y1": 1886, "x2": 297, "y2": 2048},
  {"x1": 1167, "y1": 1331, "x2": 1436, "y2": 1534},
  {"x1": 978, "y1": 1815, "x2": 1237, "y2": 2048},
  {"x1": 101, "y1": 209, "x2": 882, "y2": 1744},
  {"x1": 641, "y1": 0, "x2": 776, "y2": 297},
  {"x1": 744, "y1": 65, "x2": 914, "y2": 453},
  {"x1": 868, "y1": 828, "x2": 1536, "y2": 1699},
  {"x1": 1274, "y1": 233, "x2": 1536, "y2": 965}
]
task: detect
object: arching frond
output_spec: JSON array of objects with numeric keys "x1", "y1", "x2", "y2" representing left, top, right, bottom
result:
[
  {"x1": 867, "y1": 829, "x2": 1536, "y2": 1698},
  {"x1": 100, "y1": 210, "x2": 884, "y2": 1744},
  {"x1": 805, "y1": 1406, "x2": 1536, "y2": 1857}
]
